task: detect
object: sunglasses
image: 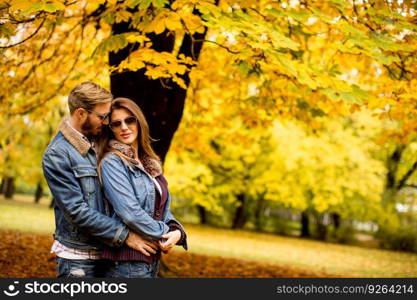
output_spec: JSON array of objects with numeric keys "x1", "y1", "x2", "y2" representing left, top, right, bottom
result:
[
  {"x1": 85, "y1": 109, "x2": 110, "y2": 121},
  {"x1": 109, "y1": 116, "x2": 137, "y2": 130}
]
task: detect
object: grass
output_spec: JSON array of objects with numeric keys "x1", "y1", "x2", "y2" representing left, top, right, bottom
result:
[
  {"x1": 183, "y1": 225, "x2": 417, "y2": 277},
  {"x1": 1, "y1": 194, "x2": 417, "y2": 277},
  {"x1": 0, "y1": 195, "x2": 54, "y2": 235}
]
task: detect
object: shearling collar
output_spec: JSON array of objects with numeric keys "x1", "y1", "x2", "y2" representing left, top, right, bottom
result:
[
  {"x1": 109, "y1": 139, "x2": 163, "y2": 177},
  {"x1": 59, "y1": 118, "x2": 92, "y2": 156}
]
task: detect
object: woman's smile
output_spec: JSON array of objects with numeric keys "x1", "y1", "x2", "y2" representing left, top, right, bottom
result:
[{"x1": 120, "y1": 132, "x2": 132, "y2": 139}]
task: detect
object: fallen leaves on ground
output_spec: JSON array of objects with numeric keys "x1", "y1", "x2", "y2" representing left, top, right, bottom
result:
[
  {"x1": 0, "y1": 230, "x2": 56, "y2": 278},
  {"x1": 0, "y1": 230, "x2": 336, "y2": 278},
  {"x1": 161, "y1": 251, "x2": 336, "y2": 278}
]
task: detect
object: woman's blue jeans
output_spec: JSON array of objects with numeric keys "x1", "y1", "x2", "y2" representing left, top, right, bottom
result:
[{"x1": 106, "y1": 260, "x2": 160, "y2": 278}]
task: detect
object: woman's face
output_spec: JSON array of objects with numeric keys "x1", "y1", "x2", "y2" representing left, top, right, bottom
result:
[{"x1": 109, "y1": 108, "x2": 138, "y2": 145}]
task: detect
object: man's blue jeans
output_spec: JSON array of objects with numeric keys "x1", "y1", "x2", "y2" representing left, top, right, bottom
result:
[{"x1": 56, "y1": 257, "x2": 112, "y2": 278}]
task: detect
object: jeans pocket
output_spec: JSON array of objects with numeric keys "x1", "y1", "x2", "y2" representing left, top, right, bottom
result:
[
  {"x1": 56, "y1": 257, "x2": 76, "y2": 278},
  {"x1": 129, "y1": 262, "x2": 152, "y2": 278},
  {"x1": 56, "y1": 257, "x2": 65, "y2": 278},
  {"x1": 57, "y1": 258, "x2": 96, "y2": 278}
]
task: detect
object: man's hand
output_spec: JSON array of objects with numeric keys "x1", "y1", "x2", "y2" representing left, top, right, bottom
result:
[
  {"x1": 159, "y1": 230, "x2": 181, "y2": 253},
  {"x1": 125, "y1": 231, "x2": 158, "y2": 256}
]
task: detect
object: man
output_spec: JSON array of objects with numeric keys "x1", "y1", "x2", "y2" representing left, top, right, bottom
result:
[{"x1": 42, "y1": 82, "x2": 158, "y2": 278}]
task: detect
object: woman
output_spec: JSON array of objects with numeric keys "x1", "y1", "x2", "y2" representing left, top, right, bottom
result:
[{"x1": 97, "y1": 97, "x2": 187, "y2": 278}]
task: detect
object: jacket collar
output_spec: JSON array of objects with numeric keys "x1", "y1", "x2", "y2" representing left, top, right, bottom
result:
[
  {"x1": 59, "y1": 117, "x2": 92, "y2": 156},
  {"x1": 108, "y1": 139, "x2": 163, "y2": 177}
]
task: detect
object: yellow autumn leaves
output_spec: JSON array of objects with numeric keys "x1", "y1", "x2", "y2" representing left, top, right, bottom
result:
[
  {"x1": 145, "y1": 11, "x2": 205, "y2": 35},
  {"x1": 114, "y1": 48, "x2": 196, "y2": 89}
]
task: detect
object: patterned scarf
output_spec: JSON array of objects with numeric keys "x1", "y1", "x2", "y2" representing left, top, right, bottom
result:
[{"x1": 107, "y1": 139, "x2": 162, "y2": 177}]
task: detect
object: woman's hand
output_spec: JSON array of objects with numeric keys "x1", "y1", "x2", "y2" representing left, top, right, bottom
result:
[
  {"x1": 125, "y1": 231, "x2": 159, "y2": 256},
  {"x1": 159, "y1": 230, "x2": 181, "y2": 253}
]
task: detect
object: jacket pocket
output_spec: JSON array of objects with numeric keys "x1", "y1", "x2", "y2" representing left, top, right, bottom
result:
[
  {"x1": 73, "y1": 166, "x2": 98, "y2": 205},
  {"x1": 130, "y1": 169, "x2": 149, "y2": 203}
]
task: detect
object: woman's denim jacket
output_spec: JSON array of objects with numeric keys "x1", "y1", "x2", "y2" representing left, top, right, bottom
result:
[
  {"x1": 100, "y1": 153, "x2": 185, "y2": 242},
  {"x1": 42, "y1": 119, "x2": 128, "y2": 250}
]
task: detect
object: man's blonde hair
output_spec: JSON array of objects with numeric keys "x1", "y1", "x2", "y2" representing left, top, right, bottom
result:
[{"x1": 68, "y1": 81, "x2": 113, "y2": 114}]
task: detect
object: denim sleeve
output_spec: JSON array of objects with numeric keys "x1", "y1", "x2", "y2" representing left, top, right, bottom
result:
[
  {"x1": 168, "y1": 221, "x2": 188, "y2": 250},
  {"x1": 42, "y1": 148, "x2": 129, "y2": 248},
  {"x1": 100, "y1": 155, "x2": 170, "y2": 240},
  {"x1": 163, "y1": 197, "x2": 188, "y2": 250}
]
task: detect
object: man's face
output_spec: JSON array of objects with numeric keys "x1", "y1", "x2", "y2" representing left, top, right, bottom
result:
[{"x1": 81, "y1": 102, "x2": 111, "y2": 137}]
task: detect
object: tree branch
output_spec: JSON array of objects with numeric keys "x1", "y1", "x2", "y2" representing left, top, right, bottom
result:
[
  {"x1": 193, "y1": 39, "x2": 240, "y2": 54},
  {"x1": 385, "y1": 145, "x2": 405, "y2": 190},
  {"x1": 404, "y1": 184, "x2": 417, "y2": 189},
  {"x1": 0, "y1": 18, "x2": 46, "y2": 49},
  {"x1": 397, "y1": 160, "x2": 417, "y2": 190},
  {"x1": 11, "y1": 22, "x2": 86, "y2": 115}
]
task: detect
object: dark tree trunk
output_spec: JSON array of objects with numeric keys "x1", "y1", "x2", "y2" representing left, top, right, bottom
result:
[
  {"x1": 1, "y1": 177, "x2": 8, "y2": 195},
  {"x1": 382, "y1": 146, "x2": 405, "y2": 205},
  {"x1": 331, "y1": 213, "x2": 341, "y2": 229},
  {"x1": 300, "y1": 211, "x2": 310, "y2": 238},
  {"x1": 254, "y1": 193, "x2": 266, "y2": 231},
  {"x1": 34, "y1": 182, "x2": 43, "y2": 204},
  {"x1": 386, "y1": 146, "x2": 404, "y2": 190},
  {"x1": 109, "y1": 6, "x2": 212, "y2": 162},
  {"x1": 316, "y1": 213, "x2": 328, "y2": 241},
  {"x1": 232, "y1": 194, "x2": 247, "y2": 229},
  {"x1": 197, "y1": 205, "x2": 207, "y2": 225},
  {"x1": 0, "y1": 178, "x2": 4, "y2": 195},
  {"x1": 4, "y1": 177, "x2": 15, "y2": 199},
  {"x1": 109, "y1": 31, "x2": 179, "y2": 163}
]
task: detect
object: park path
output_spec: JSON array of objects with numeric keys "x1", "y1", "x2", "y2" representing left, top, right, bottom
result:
[{"x1": 0, "y1": 230, "x2": 336, "y2": 278}]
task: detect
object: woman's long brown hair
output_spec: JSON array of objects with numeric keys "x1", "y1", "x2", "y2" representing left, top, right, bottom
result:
[{"x1": 96, "y1": 97, "x2": 161, "y2": 179}]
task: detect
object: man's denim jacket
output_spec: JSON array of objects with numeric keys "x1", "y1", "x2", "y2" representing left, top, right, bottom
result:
[{"x1": 42, "y1": 119, "x2": 129, "y2": 250}]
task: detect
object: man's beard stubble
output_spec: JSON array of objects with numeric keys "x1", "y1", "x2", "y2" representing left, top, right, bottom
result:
[{"x1": 81, "y1": 116, "x2": 99, "y2": 140}]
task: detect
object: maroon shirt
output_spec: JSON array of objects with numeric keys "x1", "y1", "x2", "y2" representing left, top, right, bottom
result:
[{"x1": 102, "y1": 174, "x2": 186, "y2": 262}]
